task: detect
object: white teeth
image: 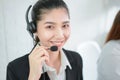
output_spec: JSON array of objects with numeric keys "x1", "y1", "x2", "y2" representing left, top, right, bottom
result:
[{"x1": 51, "y1": 41, "x2": 63, "y2": 44}]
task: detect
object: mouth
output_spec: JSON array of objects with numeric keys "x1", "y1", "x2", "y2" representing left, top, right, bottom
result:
[{"x1": 50, "y1": 41, "x2": 64, "y2": 47}]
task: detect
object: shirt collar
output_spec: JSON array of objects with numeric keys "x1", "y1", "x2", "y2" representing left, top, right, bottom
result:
[{"x1": 61, "y1": 49, "x2": 72, "y2": 70}]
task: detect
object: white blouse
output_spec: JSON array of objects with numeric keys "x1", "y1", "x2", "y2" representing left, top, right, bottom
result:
[{"x1": 97, "y1": 40, "x2": 120, "y2": 80}]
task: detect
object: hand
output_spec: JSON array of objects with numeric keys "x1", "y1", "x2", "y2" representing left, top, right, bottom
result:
[{"x1": 28, "y1": 45, "x2": 49, "y2": 80}]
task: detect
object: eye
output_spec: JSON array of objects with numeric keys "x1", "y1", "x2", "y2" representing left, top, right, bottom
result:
[
  {"x1": 62, "y1": 24, "x2": 69, "y2": 28},
  {"x1": 46, "y1": 25, "x2": 54, "y2": 29}
]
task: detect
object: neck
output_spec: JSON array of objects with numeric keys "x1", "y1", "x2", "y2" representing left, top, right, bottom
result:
[
  {"x1": 47, "y1": 50, "x2": 61, "y2": 74},
  {"x1": 49, "y1": 50, "x2": 60, "y2": 64}
]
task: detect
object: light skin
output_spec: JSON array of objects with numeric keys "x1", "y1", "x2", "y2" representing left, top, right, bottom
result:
[{"x1": 28, "y1": 8, "x2": 71, "y2": 80}]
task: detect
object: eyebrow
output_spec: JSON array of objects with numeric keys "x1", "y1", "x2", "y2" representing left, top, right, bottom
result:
[{"x1": 44, "y1": 21, "x2": 70, "y2": 24}]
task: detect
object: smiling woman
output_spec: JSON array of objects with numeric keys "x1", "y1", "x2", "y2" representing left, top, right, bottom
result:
[{"x1": 6, "y1": 0, "x2": 83, "y2": 80}]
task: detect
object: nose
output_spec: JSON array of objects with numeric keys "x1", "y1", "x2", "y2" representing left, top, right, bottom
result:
[{"x1": 55, "y1": 28, "x2": 64, "y2": 39}]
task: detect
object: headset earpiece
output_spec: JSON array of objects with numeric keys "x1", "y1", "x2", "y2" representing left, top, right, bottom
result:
[{"x1": 25, "y1": 5, "x2": 36, "y2": 38}]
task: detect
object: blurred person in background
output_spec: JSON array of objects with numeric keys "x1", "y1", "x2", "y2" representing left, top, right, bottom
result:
[{"x1": 97, "y1": 10, "x2": 120, "y2": 80}]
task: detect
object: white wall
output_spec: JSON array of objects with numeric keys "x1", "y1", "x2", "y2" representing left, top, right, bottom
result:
[
  {"x1": 0, "y1": 0, "x2": 33, "y2": 79},
  {"x1": 65, "y1": 0, "x2": 107, "y2": 49},
  {"x1": 0, "y1": 0, "x2": 8, "y2": 80},
  {"x1": 64, "y1": 0, "x2": 120, "y2": 50},
  {"x1": 0, "y1": 0, "x2": 120, "y2": 80}
]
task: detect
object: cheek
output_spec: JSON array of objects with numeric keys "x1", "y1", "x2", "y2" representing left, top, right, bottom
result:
[
  {"x1": 64, "y1": 29, "x2": 71, "y2": 40},
  {"x1": 37, "y1": 32, "x2": 52, "y2": 41}
]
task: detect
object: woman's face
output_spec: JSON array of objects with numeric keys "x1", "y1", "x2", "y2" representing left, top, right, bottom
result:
[{"x1": 36, "y1": 8, "x2": 70, "y2": 50}]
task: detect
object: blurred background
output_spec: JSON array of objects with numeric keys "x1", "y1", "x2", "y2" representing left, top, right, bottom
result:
[{"x1": 0, "y1": 0, "x2": 120, "y2": 80}]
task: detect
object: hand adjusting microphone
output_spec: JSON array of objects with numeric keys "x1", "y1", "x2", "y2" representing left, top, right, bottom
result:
[{"x1": 49, "y1": 46, "x2": 58, "y2": 51}]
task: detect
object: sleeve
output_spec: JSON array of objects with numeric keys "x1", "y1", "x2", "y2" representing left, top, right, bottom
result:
[
  {"x1": 7, "y1": 63, "x2": 17, "y2": 80},
  {"x1": 97, "y1": 48, "x2": 120, "y2": 80}
]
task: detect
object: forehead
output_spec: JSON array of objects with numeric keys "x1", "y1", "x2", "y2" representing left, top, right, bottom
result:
[{"x1": 40, "y1": 8, "x2": 69, "y2": 22}]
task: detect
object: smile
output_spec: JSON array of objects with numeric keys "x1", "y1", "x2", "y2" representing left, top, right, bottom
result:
[{"x1": 50, "y1": 41, "x2": 64, "y2": 45}]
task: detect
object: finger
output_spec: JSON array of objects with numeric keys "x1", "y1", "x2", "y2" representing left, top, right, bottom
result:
[
  {"x1": 31, "y1": 44, "x2": 41, "y2": 53},
  {"x1": 38, "y1": 56, "x2": 49, "y2": 64},
  {"x1": 41, "y1": 49, "x2": 49, "y2": 62},
  {"x1": 30, "y1": 45, "x2": 49, "y2": 61},
  {"x1": 33, "y1": 48, "x2": 49, "y2": 59},
  {"x1": 31, "y1": 45, "x2": 44, "y2": 55},
  {"x1": 34, "y1": 50, "x2": 44, "y2": 57}
]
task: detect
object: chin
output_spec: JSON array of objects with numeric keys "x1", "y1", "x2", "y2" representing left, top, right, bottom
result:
[{"x1": 58, "y1": 45, "x2": 64, "y2": 50}]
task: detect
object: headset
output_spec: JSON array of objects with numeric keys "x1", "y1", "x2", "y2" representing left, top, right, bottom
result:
[{"x1": 25, "y1": 5, "x2": 36, "y2": 39}]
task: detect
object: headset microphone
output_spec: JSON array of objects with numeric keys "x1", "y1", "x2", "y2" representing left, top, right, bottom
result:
[
  {"x1": 38, "y1": 42, "x2": 58, "y2": 51},
  {"x1": 49, "y1": 46, "x2": 58, "y2": 51}
]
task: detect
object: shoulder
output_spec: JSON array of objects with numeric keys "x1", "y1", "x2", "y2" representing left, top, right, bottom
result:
[
  {"x1": 8, "y1": 54, "x2": 29, "y2": 66},
  {"x1": 7, "y1": 54, "x2": 29, "y2": 79},
  {"x1": 7, "y1": 54, "x2": 29, "y2": 72},
  {"x1": 104, "y1": 40, "x2": 120, "y2": 49},
  {"x1": 102, "y1": 40, "x2": 120, "y2": 55},
  {"x1": 110, "y1": 40, "x2": 120, "y2": 50}
]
